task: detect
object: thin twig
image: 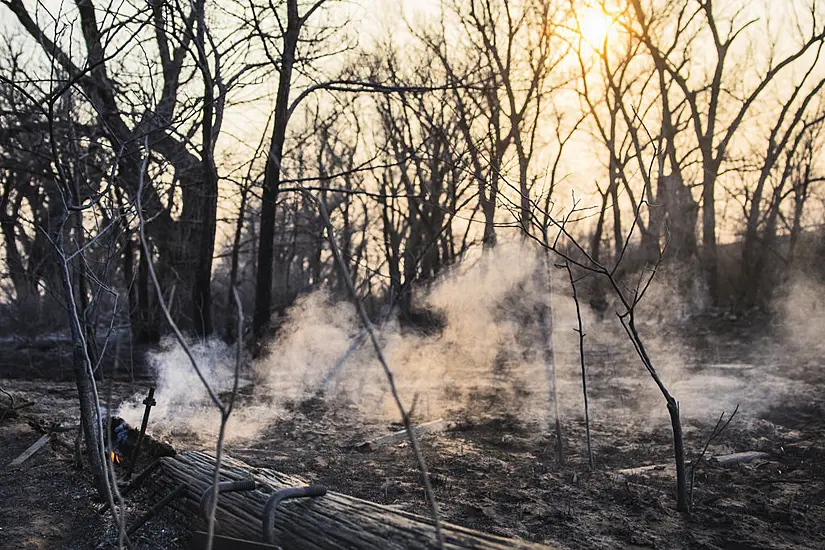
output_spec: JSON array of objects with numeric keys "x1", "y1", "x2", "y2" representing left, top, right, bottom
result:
[
  {"x1": 311, "y1": 189, "x2": 445, "y2": 549},
  {"x1": 688, "y1": 404, "x2": 739, "y2": 512},
  {"x1": 204, "y1": 288, "x2": 245, "y2": 548},
  {"x1": 135, "y1": 135, "x2": 238, "y2": 550}
]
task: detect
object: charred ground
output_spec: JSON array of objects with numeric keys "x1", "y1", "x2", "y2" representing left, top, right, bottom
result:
[{"x1": 1, "y1": 314, "x2": 824, "y2": 550}]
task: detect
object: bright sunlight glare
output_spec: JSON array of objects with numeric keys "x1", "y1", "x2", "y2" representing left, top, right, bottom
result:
[{"x1": 579, "y1": 8, "x2": 614, "y2": 47}]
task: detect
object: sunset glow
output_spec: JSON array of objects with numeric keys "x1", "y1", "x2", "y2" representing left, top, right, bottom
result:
[
  {"x1": 578, "y1": 8, "x2": 615, "y2": 48},
  {"x1": 2, "y1": 0, "x2": 825, "y2": 548}
]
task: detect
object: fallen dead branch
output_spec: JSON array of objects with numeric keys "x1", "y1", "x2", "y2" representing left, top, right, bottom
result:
[
  {"x1": 0, "y1": 387, "x2": 33, "y2": 422},
  {"x1": 613, "y1": 450, "x2": 767, "y2": 482},
  {"x1": 154, "y1": 451, "x2": 555, "y2": 549},
  {"x1": 356, "y1": 419, "x2": 448, "y2": 452},
  {"x1": 0, "y1": 400, "x2": 34, "y2": 421},
  {"x1": 712, "y1": 451, "x2": 769, "y2": 466},
  {"x1": 7, "y1": 433, "x2": 52, "y2": 469}
]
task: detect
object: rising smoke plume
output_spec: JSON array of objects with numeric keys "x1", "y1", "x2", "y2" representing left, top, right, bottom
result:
[{"x1": 118, "y1": 242, "x2": 821, "y2": 444}]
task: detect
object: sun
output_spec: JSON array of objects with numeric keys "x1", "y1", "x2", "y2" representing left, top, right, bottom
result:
[{"x1": 578, "y1": 8, "x2": 614, "y2": 48}]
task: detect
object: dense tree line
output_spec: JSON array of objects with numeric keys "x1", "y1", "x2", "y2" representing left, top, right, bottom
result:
[{"x1": 0, "y1": 0, "x2": 824, "y2": 349}]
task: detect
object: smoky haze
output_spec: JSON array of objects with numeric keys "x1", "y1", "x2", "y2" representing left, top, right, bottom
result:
[{"x1": 118, "y1": 242, "x2": 822, "y2": 445}]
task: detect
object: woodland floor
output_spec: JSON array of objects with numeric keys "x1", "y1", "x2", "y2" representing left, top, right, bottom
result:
[{"x1": 1, "y1": 314, "x2": 824, "y2": 549}]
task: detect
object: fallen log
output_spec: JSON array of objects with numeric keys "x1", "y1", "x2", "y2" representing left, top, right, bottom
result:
[
  {"x1": 356, "y1": 419, "x2": 448, "y2": 452},
  {"x1": 156, "y1": 451, "x2": 553, "y2": 549}
]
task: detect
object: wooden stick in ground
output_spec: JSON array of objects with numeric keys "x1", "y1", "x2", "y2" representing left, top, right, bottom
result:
[
  {"x1": 312, "y1": 190, "x2": 445, "y2": 548},
  {"x1": 562, "y1": 261, "x2": 593, "y2": 468},
  {"x1": 538, "y1": 250, "x2": 564, "y2": 464}
]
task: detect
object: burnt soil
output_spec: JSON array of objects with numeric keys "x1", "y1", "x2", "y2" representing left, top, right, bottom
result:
[{"x1": 1, "y1": 315, "x2": 824, "y2": 549}]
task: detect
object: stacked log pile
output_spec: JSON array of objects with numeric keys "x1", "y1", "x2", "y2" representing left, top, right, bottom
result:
[{"x1": 156, "y1": 451, "x2": 554, "y2": 549}]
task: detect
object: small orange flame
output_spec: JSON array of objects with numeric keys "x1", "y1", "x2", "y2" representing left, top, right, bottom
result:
[{"x1": 109, "y1": 451, "x2": 121, "y2": 464}]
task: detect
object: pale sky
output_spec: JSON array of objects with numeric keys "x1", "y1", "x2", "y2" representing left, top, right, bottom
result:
[{"x1": 2, "y1": 0, "x2": 823, "y2": 242}]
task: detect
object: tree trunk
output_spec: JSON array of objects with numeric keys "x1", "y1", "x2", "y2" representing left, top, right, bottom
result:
[
  {"x1": 73, "y1": 209, "x2": 99, "y2": 372},
  {"x1": 741, "y1": 168, "x2": 770, "y2": 306},
  {"x1": 253, "y1": 0, "x2": 300, "y2": 340},
  {"x1": 518, "y1": 147, "x2": 531, "y2": 235},
  {"x1": 661, "y1": 173, "x2": 698, "y2": 263},
  {"x1": 0, "y1": 185, "x2": 30, "y2": 303},
  {"x1": 701, "y1": 163, "x2": 719, "y2": 305},
  {"x1": 641, "y1": 173, "x2": 665, "y2": 265},
  {"x1": 176, "y1": 166, "x2": 217, "y2": 336},
  {"x1": 55, "y1": 209, "x2": 107, "y2": 498},
  {"x1": 788, "y1": 177, "x2": 809, "y2": 265},
  {"x1": 590, "y1": 191, "x2": 608, "y2": 265},
  {"x1": 610, "y1": 175, "x2": 623, "y2": 259},
  {"x1": 135, "y1": 240, "x2": 159, "y2": 344},
  {"x1": 379, "y1": 174, "x2": 403, "y2": 305},
  {"x1": 191, "y1": 0, "x2": 218, "y2": 338},
  {"x1": 751, "y1": 186, "x2": 784, "y2": 309},
  {"x1": 226, "y1": 182, "x2": 249, "y2": 339},
  {"x1": 626, "y1": 318, "x2": 688, "y2": 513},
  {"x1": 190, "y1": 164, "x2": 218, "y2": 338}
]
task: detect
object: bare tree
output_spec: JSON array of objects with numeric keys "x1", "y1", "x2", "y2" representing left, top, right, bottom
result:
[
  {"x1": 571, "y1": 2, "x2": 665, "y2": 266},
  {"x1": 1, "y1": 0, "x2": 250, "y2": 338},
  {"x1": 252, "y1": 0, "x2": 337, "y2": 339},
  {"x1": 630, "y1": 0, "x2": 825, "y2": 304},
  {"x1": 367, "y1": 43, "x2": 478, "y2": 319},
  {"x1": 433, "y1": 0, "x2": 573, "y2": 239},
  {"x1": 741, "y1": 73, "x2": 825, "y2": 306},
  {"x1": 538, "y1": 198, "x2": 688, "y2": 511}
]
